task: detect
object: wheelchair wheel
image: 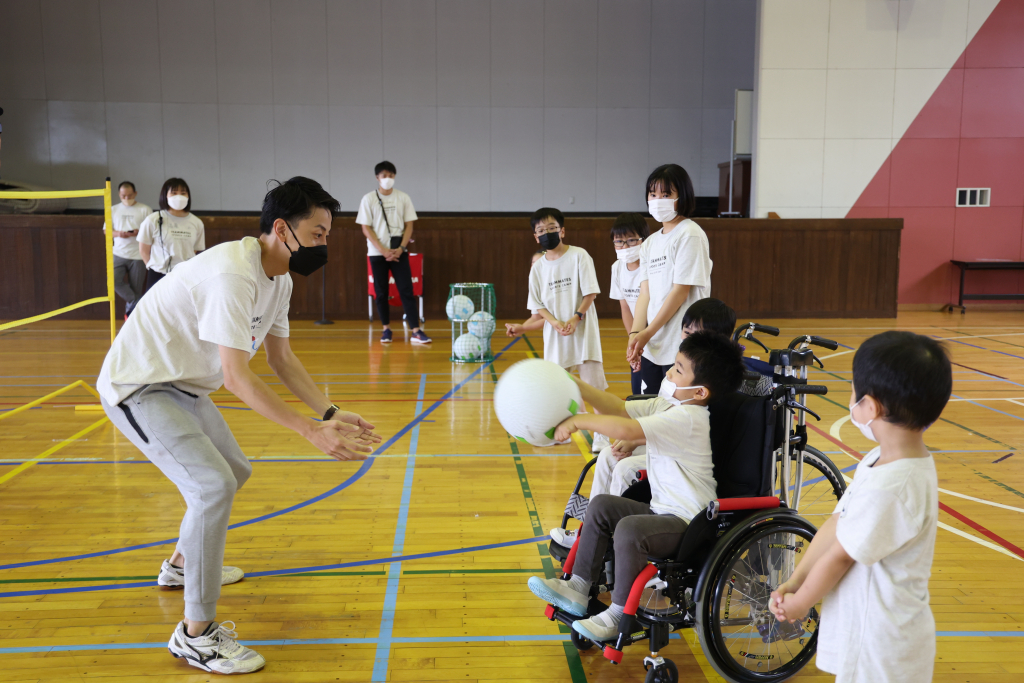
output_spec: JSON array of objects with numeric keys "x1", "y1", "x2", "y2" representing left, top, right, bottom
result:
[
  {"x1": 570, "y1": 629, "x2": 594, "y2": 652},
  {"x1": 696, "y1": 516, "x2": 820, "y2": 682},
  {"x1": 776, "y1": 445, "x2": 847, "y2": 521},
  {"x1": 644, "y1": 658, "x2": 678, "y2": 683}
]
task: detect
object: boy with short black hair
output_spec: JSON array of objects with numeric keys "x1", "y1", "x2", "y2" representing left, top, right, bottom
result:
[
  {"x1": 681, "y1": 298, "x2": 773, "y2": 396},
  {"x1": 770, "y1": 331, "x2": 952, "y2": 683},
  {"x1": 528, "y1": 332, "x2": 745, "y2": 642},
  {"x1": 525, "y1": 208, "x2": 609, "y2": 450},
  {"x1": 357, "y1": 160, "x2": 430, "y2": 345},
  {"x1": 608, "y1": 213, "x2": 649, "y2": 395}
]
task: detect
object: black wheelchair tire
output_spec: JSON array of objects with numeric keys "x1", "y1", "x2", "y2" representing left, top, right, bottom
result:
[
  {"x1": 695, "y1": 516, "x2": 819, "y2": 683},
  {"x1": 776, "y1": 445, "x2": 847, "y2": 516},
  {"x1": 570, "y1": 629, "x2": 594, "y2": 652},
  {"x1": 644, "y1": 658, "x2": 678, "y2": 683}
]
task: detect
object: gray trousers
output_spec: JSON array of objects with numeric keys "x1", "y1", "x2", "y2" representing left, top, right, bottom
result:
[
  {"x1": 573, "y1": 494, "x2": 688, "y2": 605},
  {"x1": 101, "y1": 384, "x2": 251, "y2": 621},
  {"x1": 113, "y1": 256, "x2": 146, "y2": 314}
]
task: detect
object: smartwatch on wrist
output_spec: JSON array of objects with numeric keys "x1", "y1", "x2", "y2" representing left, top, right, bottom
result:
[
  {"x1": 323, "y1": 404, "x2": 340, "y2": 421},
  {"x1": 574, "y1": 311, "x2": 584, "y2": 320}
]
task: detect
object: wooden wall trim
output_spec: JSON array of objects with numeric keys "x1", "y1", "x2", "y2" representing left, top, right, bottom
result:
[{"x1": 0, "y1": 215, "x2": 902, "y2": 321}]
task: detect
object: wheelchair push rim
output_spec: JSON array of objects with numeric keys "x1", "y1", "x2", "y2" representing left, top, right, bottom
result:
[
  {"x1": 697, "y1": 517, "x2": 820, "y2": 682},
  {"x1": 776, "y1": 445, "x2": 847, "y2": 521}
]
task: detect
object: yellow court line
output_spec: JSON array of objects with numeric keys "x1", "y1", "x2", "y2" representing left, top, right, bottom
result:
[
  {"x1": 0, "y1": 297, "x2": 111, "y2": 332},
  {"x1": 571, "y1": 431, "x2": 593, "y2": 461},
  {"x1": 0, "y1": 380, "x2": 101, "y2": 422},
  {"x1": 0, "y1": 188, "x2": 106, "y2": 199},
  {"x1": 0, "y1": 417, "x2": 109, "y2": 485}
]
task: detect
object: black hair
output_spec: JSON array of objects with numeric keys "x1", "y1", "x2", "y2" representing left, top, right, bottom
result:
[
  {"x1": 530, "y1": 207, "x2": 564, "y2": 231},
  {"x1": 118, "y1": 181, "x2": 136, "y2": 193},
  {"x1": 374, "y1": 160, "x2": 397, "y2": 176},
  {"x1": 159, "y1": 177, "x2": 191, "y2": 212},
  {"x1": 678, "y1": 331, "x2": 745, "y2": 399},
  {"x1": 610, "y1": 213, "x2": 649, "y2": 241},
  {"x1": 852, "y1": 331, "x2": 952, "y2": 430},
  {"x1": 682, "y1": 298, "x2": 737, "y2": 338},
  {"x1": 260, "y1": 176, "x2": 341, "y2": 235},
  {"x1": 646, "y1": 164, "x2": 696, "y2": 218}
]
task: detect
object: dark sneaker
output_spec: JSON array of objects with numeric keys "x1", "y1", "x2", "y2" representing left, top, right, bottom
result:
[
  {"x1": 380, "y1": 328, "x2": 393, "y2": 344},
  {"x1": 411, "y1": 330, "x2": 432, "y2": 345}
]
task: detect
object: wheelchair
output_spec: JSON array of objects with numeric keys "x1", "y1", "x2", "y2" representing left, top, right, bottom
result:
[{"x1": 544, "y1": 390, "x2": 825, "y2": 683}]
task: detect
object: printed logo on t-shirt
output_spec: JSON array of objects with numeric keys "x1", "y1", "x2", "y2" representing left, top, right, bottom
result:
[
  {"x1": 168, "y1": 227, "x2": 194, "y2": 240},
  {"x1": 250, "y1": 315, "x2": 264, "y2": 351},
  {"x1": 547, "y1": 277, "x2": 574, "y2": 294},
  {"x1": 648, "y1": 255, "x2": 668, "y2": 275},
  {"x1": 621, "y1": 286, "x2": 641, "y2": 301}
]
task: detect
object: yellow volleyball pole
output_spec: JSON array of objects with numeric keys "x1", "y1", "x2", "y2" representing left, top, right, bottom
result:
[{"x1": 104, "y1": 178, "x2": 116, "y2": 345}]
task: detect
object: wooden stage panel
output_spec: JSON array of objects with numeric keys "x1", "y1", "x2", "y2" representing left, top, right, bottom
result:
[
  {"x1": 0, "y1": 311, "x2": 1022, "y2": 682},
  {"x1": 0, "y1": 215, "x2": 901, "y2": 321}
]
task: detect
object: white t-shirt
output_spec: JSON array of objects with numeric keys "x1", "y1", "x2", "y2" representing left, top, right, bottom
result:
[
  {"x1": 639, "y1": 219, "x2": 712, "y2": 366},
  {"x1": 97, "y1": 237, "x2": 292, "y2": 406},
  {"x1": 625, "y1": 398, "x2": 716, "y2": 520},
  {"x1": 609, "y1": 259, "x2": 644, "y2": 316},
  {"x1": 103, "y1": 202, "x2": 152, "y2": 260},
  {"x1": 816, "y1": 448, "x2": 938, "y2": 683},
  {"x1": 137, "y1": 211, "x2": 205, "y2": 274},
  {"x1": 355, "y1": 189, "x2": 418, "y2": 256},
  {"x1": 526, "y1": 245, "x2": 603, "y2": 368}
]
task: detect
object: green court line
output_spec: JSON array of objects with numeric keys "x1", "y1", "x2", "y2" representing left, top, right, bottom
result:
[
  {"x1": 974, "y1": 471, "x2": 1024, "y2": 501},
  {"x1": 938, "y1": 416, "x2": 1015, "y2": 450},
  {"x1": 402, "y1": 568, "x2": 545, "y2": 575},
  {"x1": 939, "y1": 328, "x2": 1024, "y2": 351},
  {"x1": 0, "y1": 575, "x2": 155, "y2": 585},
  {"x1": 522, "y1": 333, "x2": 540, "y2": 358}
]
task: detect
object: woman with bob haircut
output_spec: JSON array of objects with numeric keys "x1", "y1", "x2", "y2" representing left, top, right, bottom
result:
[{"x1": 138, "y1": 177, "x2": 206, "y2": 292}]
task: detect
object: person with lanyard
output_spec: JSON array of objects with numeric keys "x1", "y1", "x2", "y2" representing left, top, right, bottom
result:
[
  {"x1": 96, "y1": 177, "x2": 381, "y2": 674},
  {"x1": 137, "y1": 177, "x2": 205, "y2": 293},
  {"x1": 356, "y1": 160, "x2": 431, "y2": 345},
  {"x1": 103, "y1": 181, "x2": 152, "y2": 318}
]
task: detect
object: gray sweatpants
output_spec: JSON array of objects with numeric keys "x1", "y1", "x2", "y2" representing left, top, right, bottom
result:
[
  {"x1": 113, "y1": 255, "x2": 147, "y2": 315},
  {"x1": 572, "y1": 494, "x2": 688, "y2": 605},
  {"x1": 101, "y1": 383, "x2": 251, "y2": 621}
]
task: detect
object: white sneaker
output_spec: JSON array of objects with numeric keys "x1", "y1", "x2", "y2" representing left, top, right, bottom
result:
[
  {"x1": 168, "y1": 620, "x2": 266, "y2": 674},
  {"x1": 527, "y1": 576, "x2": 588, "y2": 616},
  {"x1": 158, "y1": 560, "x2": 245, "y2": 589},
  {"x1": 550, "y1": 527, "x2": 578, "y2": 548},
  {"x1": 591, "y1": 433, "x2": 611, "y2": 453},
  {"x1": 572, "y1": 609, "x2": 621, "y2": 642}
]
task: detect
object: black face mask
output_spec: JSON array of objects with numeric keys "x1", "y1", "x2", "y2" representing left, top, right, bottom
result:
[
  {"x1": 537, "y1": 231, "x2": 561, "y2": 250},
  {"x1": 285, "y1": 223, "x2": 328, "y2": 276}
]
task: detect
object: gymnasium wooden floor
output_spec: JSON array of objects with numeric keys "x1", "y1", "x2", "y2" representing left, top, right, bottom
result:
[{"x1": 1, "y1": 311, "x2": 1022, "y2": 682}]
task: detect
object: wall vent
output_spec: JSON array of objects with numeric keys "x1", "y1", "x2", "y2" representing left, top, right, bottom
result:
[{"x1": 956, "y1": 188, "x2": 990, "y2": 207}]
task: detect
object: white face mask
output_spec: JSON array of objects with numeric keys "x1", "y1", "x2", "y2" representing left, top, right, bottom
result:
[
  {"x1": 121, "y1": 198, "x2": 135, "y2": 207},
  {"x1": 379, "y1": 177, "x2": 395, "y2": 191},
  {"x1": 849, "y1": 396, "x2": 877, "y2": 442},
  {"x1": 616, "y1": 244, "x2": 642, "y2": 262},
  {"x1": 658, "y1": 379, "x2": 703, "y2": 406},
  {"x1": 648, "y1": 198, "x2": 677, "y2": 223},
  {"x1": 167, "y1": 194, "x2": 189, "y2": 211}
]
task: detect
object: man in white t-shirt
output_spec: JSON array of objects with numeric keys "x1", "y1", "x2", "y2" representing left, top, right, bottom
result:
[
  {"x1": 98, "y1": 177, "x2": 381, "y2": 675},
  {"x1": 137, "y1": 178, "x2": 205, "y2": 293},
  {"x1": 102, "y1": 181, "x2": 152, "y2": 317},
  {"x1": 356, "y1": 160, "x2": 431, "y2": 345},
  {"x1": 628, "y1": 164, "x2": 712, "y2": 394},
  {"x1": 527, "y1": 332, "x2": 745, "y2": 642},
  {"x1": 770, "y1": 331, "x2": 952, "y2": 683}
]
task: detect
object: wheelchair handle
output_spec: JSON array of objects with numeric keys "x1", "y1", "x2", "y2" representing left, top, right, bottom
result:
[
  {"x1": 786, "y1": 400, "x2": 821, "y2": 421},
  {"x1": 733, "y1": 322, "x2": 780, "y2": 342},
  {"x1": 795, "y1": 384, "x2": 829, "y2": 395},
  {"x1": 788, "y1": 335, "x2": 840, "y2": 351}
]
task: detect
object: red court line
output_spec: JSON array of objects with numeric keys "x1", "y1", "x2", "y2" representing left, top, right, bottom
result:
[{"x1": 807, "y1": 423, "x2": 1024, "y2": 560}]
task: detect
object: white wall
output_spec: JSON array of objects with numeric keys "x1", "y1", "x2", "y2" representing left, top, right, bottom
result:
[
  {"x1": 751, "y1": 0, "x2": 999, "y2": 218},
  {"x1": 0, "y1": 0, "x2": 756, "y2": 212}
]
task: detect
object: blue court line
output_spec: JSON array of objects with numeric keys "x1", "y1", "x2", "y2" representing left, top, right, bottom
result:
[
  {"x1": 0, "y1": 338, "x2": 521, "y2": 573},
  {"x1": 0, "y1": 458, "x2": 375, "y2": 571},
  {"x1": 0, "y1": 453, "x2": 578, "y2": 466},
  {"x1": 2, "y1": 629, "x2": 1021, "y2": 655},
  {"x1": 407, "y1": 374, "x2": 427, "y2": 457},
  {"x1": 0, "y1": 535, "x2": 547, "y2": 599},
  {"x1": 950, "y1": 393, "x2": 1024, "y2": 423},
  {"x1": 941, "y1": 336, "x2": 1024, "y2": 362}
]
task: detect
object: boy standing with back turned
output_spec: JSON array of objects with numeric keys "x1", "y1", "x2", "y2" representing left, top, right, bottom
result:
[{"x1": 770, "y1": 331, "x2": 952, "y2": 683}]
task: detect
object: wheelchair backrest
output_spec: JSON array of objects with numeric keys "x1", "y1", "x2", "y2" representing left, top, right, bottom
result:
[{"x1": 707, "y1": 392, "x2": 780, "y2": 498}]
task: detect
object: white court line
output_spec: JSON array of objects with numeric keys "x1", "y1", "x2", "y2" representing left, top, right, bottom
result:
[
  {"x1": 937, "y1": 521, "x2": 1023, "y2": 562},
  {"x1": 820, "y1": 349, "x2": 855, "y2": 360},
  {"x1": 937, "y1": 488, "x2": 1024, "y2": 514},
  {"x1": 948, "y1": 397, "x2": 1024, "y2": 402},
  {"x1": 813, "y1": 332, "x2": 1024, "y2": 360}
]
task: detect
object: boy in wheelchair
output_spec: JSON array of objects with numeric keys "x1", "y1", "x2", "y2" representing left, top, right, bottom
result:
[
  {"x1": 549, "y1": 297, "x2": 769, "y2": 549},
  {"x1": 528, "y1": 331, "x2": 745, "y2": 641}
]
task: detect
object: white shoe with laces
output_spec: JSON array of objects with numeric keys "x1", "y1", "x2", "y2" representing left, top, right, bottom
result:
[
  {"x1": 549, "y1": 527, "x2": 578, "y2": 548},
  {"x1": 590, "y1": 433, "x2": 611, "y2": 453},
  {"x1": 158, "y1": 559, "x2": 244, "y2": 589},
  {"x1": 168, "y1": 620, "x2": 266, "y2": 674},
  {"x1": 572, "y1": 609, "x2": 622, "y2": 642}
]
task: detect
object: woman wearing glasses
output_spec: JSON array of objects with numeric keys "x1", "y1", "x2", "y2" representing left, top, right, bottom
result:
[{"x1": 607, "y1": 213, "x2": 650, "y2": 395}]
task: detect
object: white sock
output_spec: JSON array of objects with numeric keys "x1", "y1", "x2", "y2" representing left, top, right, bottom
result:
[
  {"x1": 607, "y1": 603, "x2": 624, "y2": 621},
  {"x1": 567, "y1": 575, "x2": 589, "y2": 594}
]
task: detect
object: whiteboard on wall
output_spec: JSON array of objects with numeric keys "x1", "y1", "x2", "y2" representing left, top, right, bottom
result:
[{"x1": 734, "y1": 89, "x2": 753, "y2": 156}]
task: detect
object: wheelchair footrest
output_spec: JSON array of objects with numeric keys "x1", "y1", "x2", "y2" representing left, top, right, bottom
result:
[{"x1": 603, "y1": 645, "x2": 623, "y2": 664}]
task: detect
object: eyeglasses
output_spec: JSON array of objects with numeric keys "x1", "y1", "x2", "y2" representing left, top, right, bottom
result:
[
  {"x1": 534, "y1": 225, "x2": 561, "y2": 236},
  {"x1": 613, "y1": 238, "x2": 642, "y2": 248}
]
